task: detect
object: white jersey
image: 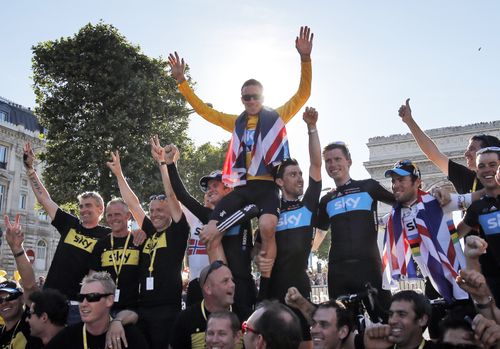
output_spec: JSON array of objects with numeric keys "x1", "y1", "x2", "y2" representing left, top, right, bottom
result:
[{"x1": 182, "y1": 206, "x2": 210, "y2": 281}]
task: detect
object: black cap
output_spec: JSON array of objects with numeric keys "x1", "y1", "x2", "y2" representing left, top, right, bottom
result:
[
  {"x1": 199, "y1": 170, "x2": 223, "y2": 192},
  {"x1": 0, "y1": 280, "x2": 22, "y2": 294},
  {"x1": 384, "y1": 159, "x2": 421, "y2": 178}
]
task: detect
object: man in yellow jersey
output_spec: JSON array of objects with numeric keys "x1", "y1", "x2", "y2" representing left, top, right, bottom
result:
[{"x1": 168, "y1": 26, "x2": 313, "y2": 299}]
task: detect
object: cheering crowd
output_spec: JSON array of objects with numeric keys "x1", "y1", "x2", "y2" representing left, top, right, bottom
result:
[{"x1": 1, "y1": 25, "x2": 500, "y2": 349}]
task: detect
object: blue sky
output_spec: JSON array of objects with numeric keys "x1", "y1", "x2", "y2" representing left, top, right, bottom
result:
[{"x1": 1, "y1": 0, "x2": 499, "y2": 182}]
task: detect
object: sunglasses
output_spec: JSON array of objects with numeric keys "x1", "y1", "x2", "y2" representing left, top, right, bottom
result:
[
  {"x1": 149, "y1": 194, "x2": 167, "y2": 201},
  {"x1": 0, "y1": 292, "x2": 22, "y2": 304},
  {"x1": 75, "y1": 292, "x2": 113, "y2": 303},
  {"x1": 394, "y1": 159, "x2": 421, "y2": 177},
  {"x1": 26, "y1": 309, "x2": 36, "y2": 319},
  {"x1": 241, "y1": 94, "x2": 262, "y2": 101},
  {"x1": 199, "y1": 260, "x2": 226, "y2": 287},
  {"x1": 241, "y1": 321, "x2": 260, "y2": 335}
]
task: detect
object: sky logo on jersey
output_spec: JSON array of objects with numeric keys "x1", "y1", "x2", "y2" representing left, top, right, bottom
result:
[
  {"x1": 479, "y1": 211, "x2": 500, "y2": 236},
  {"x1": 245, "y1": 129, "x2": 255, "y2": 151},
  {"x1": 326, "y1": 192, "x2": 373, "y2": 218},
  {"x1": 142, "y1": 233, "x2": 167, "y2": 254},
  {"x1": 225, "y1": 225, "x2": 240, "y2": 236},
  {"x1": 101, "y1": 249, "x2": 140, "y2": 267},
  {"x1": 64, "y1": 229, "x2": 98, "y2": 253},
  {"x1": 276, "y1": 207, "x2": 312, "y2": 231}
]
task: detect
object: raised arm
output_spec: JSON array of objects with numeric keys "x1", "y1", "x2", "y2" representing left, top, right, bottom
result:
[
  {"x1": 303, "y1": 107, "x2": 321, "y2": 181},
  {"x1": 106, "y1": 151, "x2": 147, "y2": 227},
  {"x1": 168, "y1": 51, "x2": 186, "y2": 84},
  {"x1": 150, "y1": 136, "x2": 183, "y2": 223},
  {"x1": 23, "y1": 143, "x2": 59, "y2": 219},
  {"x1": 4, "y1": 214, "x2": 37, "y2": 304},
  {"x1": 399, "y1": 99, "x2": 449, "y2": 174}
]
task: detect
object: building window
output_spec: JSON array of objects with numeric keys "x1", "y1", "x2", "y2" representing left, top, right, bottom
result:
[
  {"x1": 19, "y1": 193, "x2": 27, "y2": 210},
  {"x1": 0, "y1": 111, "x2": 7, "y2": 122},
  {"x1": 0, "y1": 184, "x2": 5, "y2": 212},
  {"x1": 38, "y1": 210, "x2": 49, "y2": 221},
  {"x1": 0, "y1": 145, "x2": 7, "y2": 169},
  {"x1": 35, "y1": 240, "x2": 47, "y2": 270}
]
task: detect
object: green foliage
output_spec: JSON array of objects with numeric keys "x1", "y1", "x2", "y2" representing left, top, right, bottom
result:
[
  {"x1": 313, "y1": 229, "x2": 331, "y2": 261},
  {"x1": 177, "y1": 140, "x2": 229, "y2": 202},
  {"x1": 32, "y1": 22, "x2": 192, "y2": 204}
]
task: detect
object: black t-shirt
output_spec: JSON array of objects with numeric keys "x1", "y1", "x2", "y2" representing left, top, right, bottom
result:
[
  {"x1": 89, "y1": 233, "x2": 142, "y2": 310},
  {"x1": 46, "y1": 209, "x2": 111, "y2": 299},
  {"x1": 463, "y1": 195, "x2": 500, "y2": 277},
  {"x1": 169, "y1": 301, "x2": 251, "y2": 349},
  {"x1": 269, "y1": 177, "x2": 322, "y2": 301},
  {"x1": 0, "y1": 310, "x2": 42, "y2": 349},
  {"x1": 138, "y1": 215, "x2": 189, "y2": 307},
  {"x1": 45, "y1": 322, "x2": 148, "y2": 349},
  {"x1": 167, "y1": 163, "x2": 255, "y2": 307},
  {"x1": 448, "y1": 160, "x2": 483, "y2": 194},
  {"x1": 318, "y1": 178, "x2": 395, "y2": 263}
]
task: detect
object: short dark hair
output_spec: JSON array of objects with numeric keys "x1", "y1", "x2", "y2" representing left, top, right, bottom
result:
[
  {"x1": 241, "y1": 79, "x2": 263, "y2": 92},
  {"x1": 471, "y1": 134, "x2": 500, "y2": 148},
  {"x1": 438, "y1": 307, "x2": 474, "y2": 343},
  {"x1": 391, "y1": 290, "x2": 431, "y2": 321},
  {"x1": 29, "y1": 289, "x2": 68, "y2": 326},
  {"x1": 254, "y1": 300, "x2": 302, "y2": 349},
  {"x1": 273, "y1": 158, "x2": 299, "y2": 180},
  {"x1": 323, "y1": 143, "x2": 351, "y2": 161},
  {"x1": 313, "y1": 300, "x2": 354, "y2": 343},
  {"x1": 207, "y1": 311, "x2": 240, "y2": 335}
]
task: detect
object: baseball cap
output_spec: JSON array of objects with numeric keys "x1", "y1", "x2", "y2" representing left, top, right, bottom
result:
[
  {"x1": 0, "y1": 280, "x2": 22, "y2": 295},
  {"x1": 199, "y1": 170, "x2": 223, "y2": 192},
  {"x1": 384, "y1": 159, "x2": 421, "y2": 178}
]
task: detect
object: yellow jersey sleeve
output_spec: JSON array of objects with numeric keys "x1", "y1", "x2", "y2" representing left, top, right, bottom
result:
[
  {"x1": 275, "y1": 60, "x2": 312, "y2": 123},
  {"x1": 178, "y1": 81, "x2": 237, "y2": 132}
]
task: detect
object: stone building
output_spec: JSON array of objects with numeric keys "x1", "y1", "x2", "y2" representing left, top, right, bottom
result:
[
  {"x1": 364, "y1": 120, "x2": 500, "y2": 216},
  {"x1": 0, "y1": 96, "x2": 57, "y2": 278}
]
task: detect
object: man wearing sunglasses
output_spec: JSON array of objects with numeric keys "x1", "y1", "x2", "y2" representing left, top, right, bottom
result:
[
  {"x1": 168, "y1": 26, "x2": 313, "y2": 299},
  {"x1": 457, "y1": 147, "x2": 500, "y2": 304},
  {"x1": 169, "y1": 261, "x2": 251, "y2": 349},
  {"x1": 1, "y1": 214, "x2": 42, "y2": 348},
  {"x1": 107, "y1": 146, "x2": 190, "y2": 349},
  {"x1": 46, "y1": 272, "x2": 147, "y2": 349},
  {"x1": 23, "y1": 143, "x2": 111, "y2": 325},
  {"x1": 398, "y1": 99, "x2": 500, "y2": 194}
]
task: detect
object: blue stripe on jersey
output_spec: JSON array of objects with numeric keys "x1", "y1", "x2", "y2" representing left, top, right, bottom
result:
[
  {"x1": 326, "y1": 192, "x2": 373, "y2": 218},
  {"x1": 225, "y1": 225, "x2": 240, "y2": 236},
  {"x1": 479, "y1": 211, "x2": 500, "y2": 236},
  {"x1": 276, "y1": 206, "x2": 312, "y2": 231}
]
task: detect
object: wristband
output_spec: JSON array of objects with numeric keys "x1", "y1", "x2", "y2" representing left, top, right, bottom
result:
[
  {"x1": 111, "y1": 318, "x2": 123, "y2": 323},
  {"x1": 308, "y1": 128, "x2": 317, "y2": 135},
  {"x1": 26, "y1": 168, "x2": 35, "y2": 176},
  {"x1": 159, "y1": 161, "x2": 167, "y2": 166},
  {"x1": 13, "y1": 250, "x2": 25, "y2": 258},
  {"x1": 474, "y1": 296, "x2": 494, "y2": 309}
]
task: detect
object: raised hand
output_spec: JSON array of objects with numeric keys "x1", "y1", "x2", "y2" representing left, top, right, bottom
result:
[
  {"x1": 106, "y1": 151, "x2": 123, "y2": 177},
  {"x1": 363, "y1": 324, "x2": 394, "y2": 349},
  {"x1": 457, "y1": 269, "x2": 492, "y2": 303},
  {"x1": 285, "y1": 287, "x2": 308, "y2": 310},
  {"x1": 23, "y1": 143, "x2": 35, "y2": 169},
  {"x1": 4, "y1": 214, "x2": 24, "y2": 251},
  {"x1": 168, "y1": 51, "x2": 187, "y2": 83},
  {"x1": 150, "y1": 135, "x2": 165, "y2": 163},
  {"x1": 465, "y1": 235, "x2": 488, "y2": 259},
  {"x1": 164, "y1": 144, "x2": 180, "y2": 165},
  {"x1": 296, "y1": 26, "x2": 314, "y2": 60},
  {"x1": 472, "y1": 314, "x2": 500, "y2": 348},
  {"x1": 303, "y1": 106, "x2": 318, "y2": 126},
  {"x1": 398, "y1": 98, "x2": 412, "y2": 123}
]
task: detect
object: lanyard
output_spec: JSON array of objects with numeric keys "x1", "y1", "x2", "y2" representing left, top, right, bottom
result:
[
  {"x1": 1, "y1": 319, "x2": 21, "y2": 349},
  {"x1": 110, "y1": 232, "x2": 132, "y2": 286},
  {"x1": 472, "y1": 177, "x2": 478, "y2": 192},
  {"x1": 200, "y1": 300, "x2": 232, "y2": 321},
  {"x1": 82, "y1": 317, "x2": 112, "y2": 349},
  {"x1": 394, "y1": 339, "x2": 426, "y2": 349},
  {"x1": 148, "y1": 232, "x2": 161, "y2": 276}
]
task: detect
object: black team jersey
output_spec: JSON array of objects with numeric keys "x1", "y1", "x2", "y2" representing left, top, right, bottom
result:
[{"x1": 45, "y1": 209, "x2": 110, "y2": 300}]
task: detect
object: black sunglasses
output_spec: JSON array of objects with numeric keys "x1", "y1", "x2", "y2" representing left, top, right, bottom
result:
[
  {"x1": 242, "y1": 94, "x2": 262, "y2": 101},
  {"x1": 75, "y1": 292, "x2": 114, "y2": 303},
  {"x1": 0, "y1": 292, "x2": 22, "y2": 304},
  {"x1": 149, "y1": 194, "x2": 167, "y2": 201},
  {"x1": 199, "y1": 260, "x2": 226, "y2": 287}
]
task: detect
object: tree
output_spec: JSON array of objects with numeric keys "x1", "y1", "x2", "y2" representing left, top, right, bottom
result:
[
  {"x1": 313, "y1": 229, "x2": 331, "y2": 262},
  {"x1": 32, "y1": 22, "x2": 192, "y2": 204},
  {"x1": 177, "y1": 140, "x2": 228, "y2": 202}
]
